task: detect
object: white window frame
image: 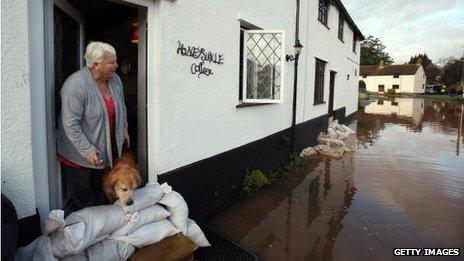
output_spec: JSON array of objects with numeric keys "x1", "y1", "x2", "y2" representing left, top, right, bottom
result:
[{"x1": 242, "y1": 30, "x2": 285, "y2": 104}]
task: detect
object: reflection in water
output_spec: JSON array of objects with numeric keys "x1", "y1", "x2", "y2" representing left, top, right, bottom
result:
[
  {"x1": 207, "y1": 98, "x2": 464, "y2": 260},
  {"x1": 365, "y1": 97, "x2": 424, "y2": 124}
]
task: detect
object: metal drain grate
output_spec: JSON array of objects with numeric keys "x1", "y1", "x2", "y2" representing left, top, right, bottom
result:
[{"x1": 194, "y1": 226, "x2": 258, "y2": 261}]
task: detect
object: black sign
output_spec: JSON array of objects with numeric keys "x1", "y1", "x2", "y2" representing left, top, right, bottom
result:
[{"x1": 177, "y1": 41, "x2": 224, "y2": 78}]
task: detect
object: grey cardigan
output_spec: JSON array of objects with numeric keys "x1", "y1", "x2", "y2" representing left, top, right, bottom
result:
[{"x1": 57, "y1": 67, "x2": 128, "y2": 168}]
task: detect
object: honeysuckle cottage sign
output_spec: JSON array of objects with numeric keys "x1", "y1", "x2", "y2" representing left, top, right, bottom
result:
[{"x1": 176, "y1": 40, "x2": 224, "y2": 78}]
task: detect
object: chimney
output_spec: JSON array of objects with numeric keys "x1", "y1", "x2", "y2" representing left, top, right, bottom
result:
[
  {"x1": 416, "y1": 57, "x2": 422, "y2": 66},
  {"x1": 379, "y1": 59, "x2": 385, "y2": 69}
]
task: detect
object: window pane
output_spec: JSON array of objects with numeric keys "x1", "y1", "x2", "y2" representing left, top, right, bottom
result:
[
  {"x1": 246, "y1": 32, "x2": 282, "y2": 100},
  {"x1": 314, "y1": 59, "x2": 326, "y2": 103}
]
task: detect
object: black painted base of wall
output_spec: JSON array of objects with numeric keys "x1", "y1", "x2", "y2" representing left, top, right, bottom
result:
[
  {"x1": 160, "y1": 114, "x2": 328, "y2": 220},
  {"x1": 344, "y1": 110, "x2": 358, "y2": 124},
  {"x1": 333, "y1": 107, "x2": 358, "y2": 124}
]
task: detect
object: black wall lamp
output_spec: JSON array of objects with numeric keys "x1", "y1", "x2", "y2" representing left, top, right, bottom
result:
[{"x1": 286, "y1": 40, "x2": 303, "y2": 62}]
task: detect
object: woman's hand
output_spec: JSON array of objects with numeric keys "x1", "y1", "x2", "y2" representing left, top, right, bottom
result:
[
  {"x1": 86, "y1": 150, "x2": 103, "y2": 166},
  {"x1": 123, "y1": 128, "x2": 130, "y2": 148}
]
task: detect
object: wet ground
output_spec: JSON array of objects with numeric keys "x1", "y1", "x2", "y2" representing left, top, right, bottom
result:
[{"x1": 206, "y1": 97, "x2": 464, "y2": 260}]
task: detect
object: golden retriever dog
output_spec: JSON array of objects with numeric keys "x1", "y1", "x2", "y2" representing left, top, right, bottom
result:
[{"x1": 103, "y1": 152, "x2": 141, "y2": 206}]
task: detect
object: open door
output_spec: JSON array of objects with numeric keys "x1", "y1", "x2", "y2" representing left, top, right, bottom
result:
[
  {"x1": 46, "y1": 0, "x2": 85, "y2": 210},
  {"x1": 46, "y1": 0, "x2": 149, "y2": 211},
  {"x1": 328, "y1": 71, "x2": 336, "y2": 118},
  {"x1": 137, "y1": 7, "x2": 148, "y2": 183}
]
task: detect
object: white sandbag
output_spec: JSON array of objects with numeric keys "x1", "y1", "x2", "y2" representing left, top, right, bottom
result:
[
  {"x1": 186, "y1": 219, "x2": 211, "y2": 247},
  {"x1": 341, "y1": 124, "x2": 355, "y2": 134},
  {"x1": 62, "y1": 239, "x2": 135, "y2": 261},
  {"x1": 327, "y1": 128, "x2": 338, "y2": 139},
  {"x1": 111, "y1": 204, "x2": 171, "y2": 237},
  {"x1": 158, "y1": 190, "x2": 189, "y2": 234},
  {"x1": 61, "y1": 252, "x2": 88, "y2": 261},
  {"x1": 15, "y1": 235, "x2": 57, "y2": 261},
  {"x1": 328, "y1": 119, "x2": 339, "y2": 129},
  {"x1": 114, "y1": 219, "x2": 180, "y2": 248},
  {"x1": 51, "y1": 205, "x2": 125, "y2": 258},
  {"x1": 300, "y1": 147, "x2": 317, "y2": 157},
  {"x1": 43, "y1": 210, "x2": 66, "y2": 236},
  {"x1": 87, "y1": 239, "x2": 135, "y2": 261},
  {"x1": 115, "y1": 183, "x2": 164, "y2": 213}
]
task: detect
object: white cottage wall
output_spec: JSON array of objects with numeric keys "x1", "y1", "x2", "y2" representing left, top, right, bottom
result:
[
  {"x1": 1, "y1": 0, "x2": 37, "y2": 218},
  {"x1": 155, "y1": 0, "x2": 361, "y2": 174},
  {"x1": 414, "y1": 66, "x2": 426, "y2": 93},
  {"x1": 303, "y1": 1, "x2": 360, "y2": 120},
  {"x1": 156, "y1": 0, "x2": 296, "y2": 173}
]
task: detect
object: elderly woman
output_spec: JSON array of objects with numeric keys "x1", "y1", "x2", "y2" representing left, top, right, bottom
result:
[{"x1": 57, "y1": 41, "x2": 129, "y2": 211}]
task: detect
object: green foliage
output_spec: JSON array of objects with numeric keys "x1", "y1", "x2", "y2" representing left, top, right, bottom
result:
[
  {"x1": 442, "y1": 56, "x2": 464, "y2": 85},
  {"x1": 408, "y1": 53, "x2": 442, "y2": 84},
  {"x1": 424, "y1": 64, "x2": 442, "y2": 84},
  {"x1": 242, "y1": 154, "x2": 311, "y2": 194},
  {"x1": 282, "y1": 153, "x2": 308, "y2": 172},
  {"x1": 386, "y1": 89, "x2": 396, "y2": 95},
  {"x1": 360, "y1": 35, "x2": 394, "y2": 66},
  {"x1": 243, "y1": 169, "x2": 270, "y2": 193},
  {"x1": 408, "y1": 53, "x2": 432, "y2": 67}
]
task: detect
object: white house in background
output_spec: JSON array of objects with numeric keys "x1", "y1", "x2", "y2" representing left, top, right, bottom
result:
[
  {"x1": 360, "y1": 60, "x2": 426, "y2": 93},
  {"x1": 1, "y1": 0, "x2": 363, "y2": 243}
]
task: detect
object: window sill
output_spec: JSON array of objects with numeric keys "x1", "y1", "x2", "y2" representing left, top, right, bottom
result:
[
  {"x1": 313, "y1": 101, "x2": 326, "y2": 106},
  {"x1": 318, "y1": 20, "x2": 330, "y2": 30},
  {"x1": 236, "y1": 102, "x2": 278, "y2": 108}
]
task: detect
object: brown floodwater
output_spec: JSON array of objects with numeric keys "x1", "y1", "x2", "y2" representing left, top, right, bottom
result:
[{"x1": 207, "y1": 97, "x2": 464, "y2": 260}]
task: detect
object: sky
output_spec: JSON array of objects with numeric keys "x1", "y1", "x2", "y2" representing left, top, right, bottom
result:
[{"x1": 343, "y1": 0, "x2": 464, "y2": 64}]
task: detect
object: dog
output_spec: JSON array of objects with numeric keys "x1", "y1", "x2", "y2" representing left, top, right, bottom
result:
[{"x1": 103, "y1": 152, "x2": 141, "y2": 206}]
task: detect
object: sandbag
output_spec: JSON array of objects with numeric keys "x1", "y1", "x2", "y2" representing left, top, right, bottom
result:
[
  {"x1": 87, "y1": 239, "x2": 135, "y2": 261},
  {"x1": 115, "y1": 183, "x2": 164, "y2": 213},
  {"x1": 62, "y1": 239, "x2": 135, "y2": 261},
  {"x1": 51, "y1": 205, "x2": 125, "y2": 258},
  {"x1": 111, "y1": 204, "x2": 171, "y2": 237},
  {"x1": 114, "y1": 219, "x2": 179, "y2": 248},
  {"x1": 15, "y1": 236, "x2": 57, "y2": 261},
  {"x1": 158, "y1": 191, "x2": 189, "y2": 234},
  {"x1": 185, "y1": 219, "x2": 211, "y2": 247}
]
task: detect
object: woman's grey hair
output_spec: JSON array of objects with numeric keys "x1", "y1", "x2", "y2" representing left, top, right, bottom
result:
[{"x1": 84, "y1": 42, "x2": 116, "y2": 68}]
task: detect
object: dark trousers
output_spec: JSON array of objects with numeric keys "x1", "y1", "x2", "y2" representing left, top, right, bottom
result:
[{"x1": 62, "y1": 165, "x2": 107, "y2": 212}]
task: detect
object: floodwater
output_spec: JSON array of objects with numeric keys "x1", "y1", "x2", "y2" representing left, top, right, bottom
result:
[{"x1": 207, "y1": 97, "x2": 464, "y2": 260}]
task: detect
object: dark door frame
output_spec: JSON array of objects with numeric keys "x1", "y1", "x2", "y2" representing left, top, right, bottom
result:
[{"x1": 328, "y1": 70, "x2": 336, "y2": 117}]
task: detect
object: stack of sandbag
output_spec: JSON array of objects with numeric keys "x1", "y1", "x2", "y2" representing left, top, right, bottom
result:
[
  {"x1": 15, "y1": 183, "x2": 210, "y2": 261},
  {"x1": 110, "y1": 183, "x2": 210, "y2": 249},
  {"x1": 300, "y1": 120, "x2": 355, "y2": 159}
]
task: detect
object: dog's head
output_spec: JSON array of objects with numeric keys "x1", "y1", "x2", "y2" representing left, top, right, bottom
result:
[{"x1": 109, "y1": 164, "x2": 141, "y2": 206}]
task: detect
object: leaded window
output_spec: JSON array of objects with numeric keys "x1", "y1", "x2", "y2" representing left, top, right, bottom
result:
[
  {"x1": 314, "y1": 58, "x2": 326, "y2": 104},
  {"x1": 318, "y1": 0, "x2": 329, "y2": 26},
  {"x1": 338, "y1": 14, "x2": 344, "y2": 41},
  {"x1": 352, "y1": 34, "x2": 357, "y2": 53},
  {"x1": 242, "y1": 30, "x2": 284, "y2": 103}
]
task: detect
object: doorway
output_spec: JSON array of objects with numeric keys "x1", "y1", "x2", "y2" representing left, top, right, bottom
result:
[
  {"x1": 328, "y1": 71, "x2": 336, "y2": 118},
  {"x1": 47, "y1": 0, "x2": 148, "y2": 210}
]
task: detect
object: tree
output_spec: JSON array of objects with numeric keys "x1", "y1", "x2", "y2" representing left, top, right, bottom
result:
[
  {"x1": 424, "y1": 64, "x2": 442, "y2": 84},
  {"x1": 408, "y1": 53, "x2": 440, "y2": 84},
  {"x1": 408, "y1": 53, "x2": 432, "y2": 67},
  {"x1": 360, "y1": 36, "x2": 394, "y2": 66},
  {"x1": 442, "y1": 56, "x2": 464, "y2": 86}
]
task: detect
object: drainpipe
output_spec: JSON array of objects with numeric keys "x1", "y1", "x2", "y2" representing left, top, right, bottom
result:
[{"x1": 287, "y1": 0, "x2": 303, "y2": 154}]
